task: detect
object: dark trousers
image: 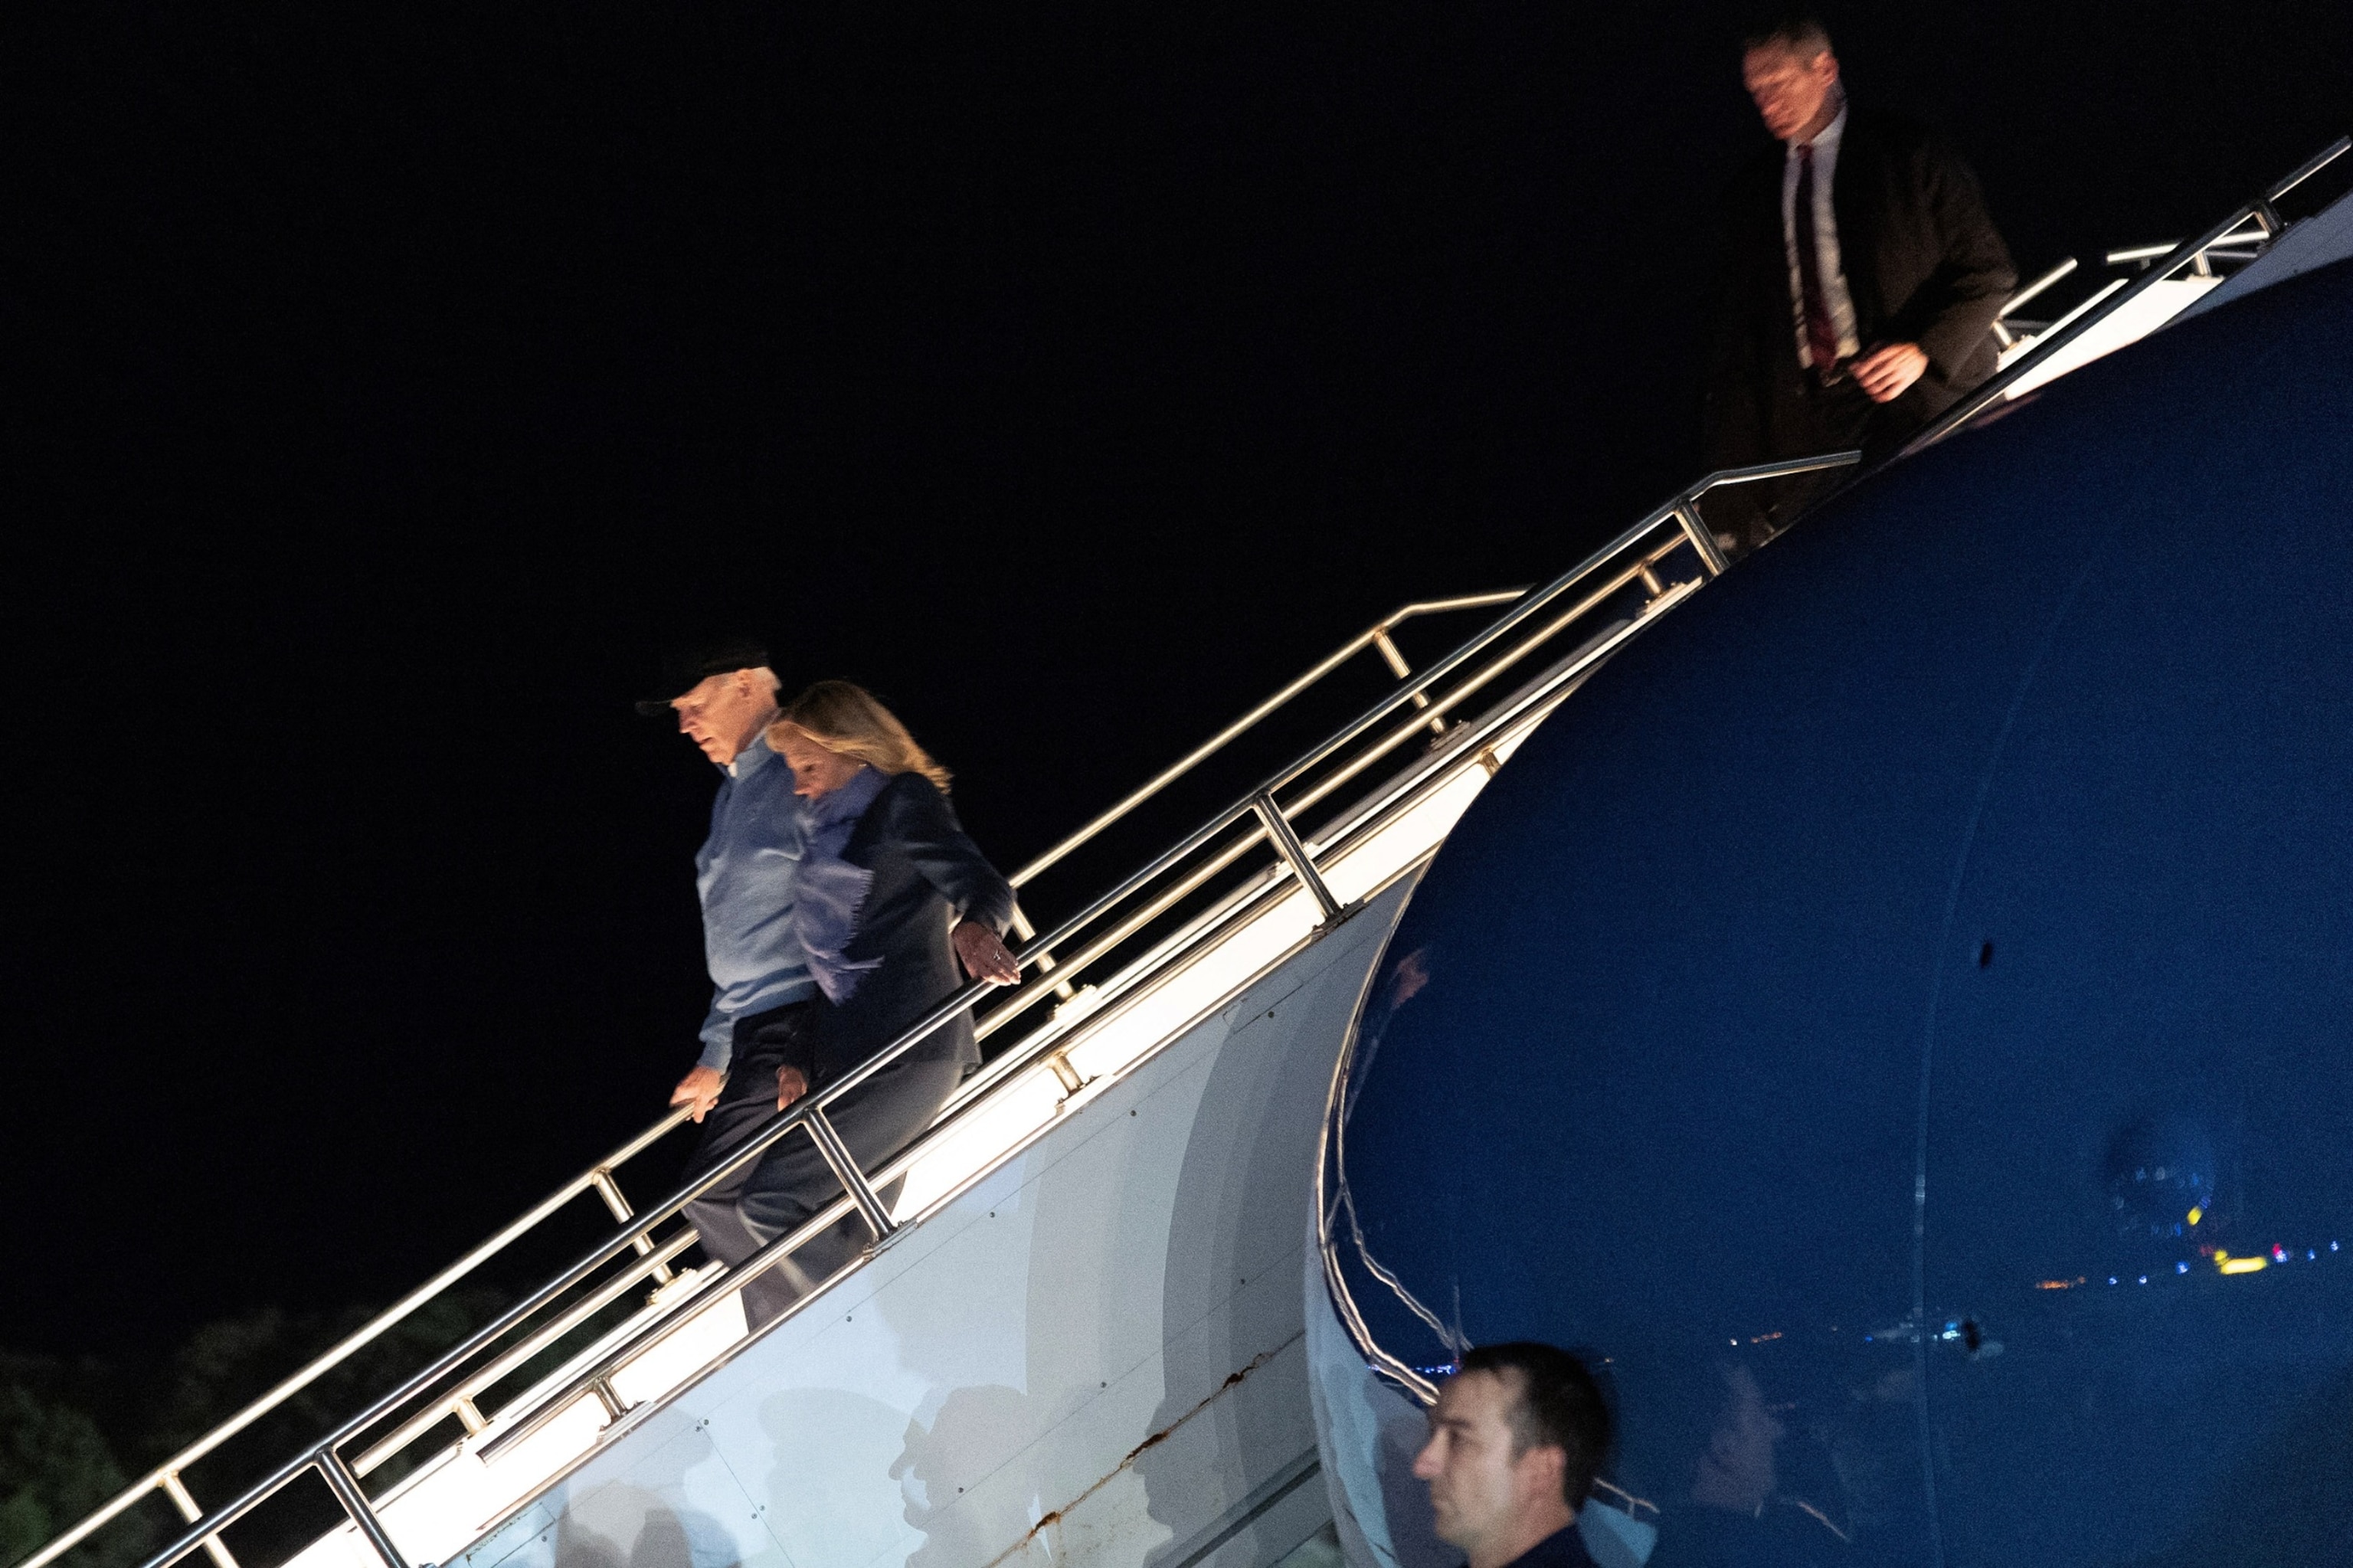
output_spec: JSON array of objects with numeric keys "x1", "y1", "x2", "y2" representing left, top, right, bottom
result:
[
  {"x1": 1722, "y1": 375, "x2": 1932, "y2": 555},
  {"x1": 681, "y1": 1003, "x2": 963, "y2": 1328}
]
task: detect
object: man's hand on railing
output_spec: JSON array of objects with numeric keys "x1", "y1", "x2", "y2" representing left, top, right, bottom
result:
[
  {"x1": 669, "y1": 1066, "x2": 725, "y2": 1123},
  {"x1": 776, "y1": 1066, "x2": 809, "y2": 1111},
  {"x1": 954, "y1": 921, "x2": 1023, "y2": 986}
]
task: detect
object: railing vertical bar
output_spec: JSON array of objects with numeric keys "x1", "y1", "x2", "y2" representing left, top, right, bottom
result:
[
  {"x1": 1010, "y1": 905, "x2": 1078, "y2": 1001},
  {"x1": 1373, "y1": 629, "x2": 1447, "y2": 735},
  {"x1": 590, "y1": 1170, "x2": 671, "y2": 1281},
  {"x1": 1674, "y1": 502, "x2": 1730, "y2": 576},
  {"x1": 1251, "y1": 791, "x2": 1344, "y2": 923},
  {"x1": 314, "y1": 1452, "x2": 410, "y2": 1568},
  {"x1": 157, "y1": 1475, "x2": 239, "y2": 1568},
  {"x1": 801, "y1": 1108, "x2": 900, "y2": 1244}
]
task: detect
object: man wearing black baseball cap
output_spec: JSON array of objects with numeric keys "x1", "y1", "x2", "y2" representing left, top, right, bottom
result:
[{"x1": 638, "y1": 637, "x2": 820, "y2": 1265}]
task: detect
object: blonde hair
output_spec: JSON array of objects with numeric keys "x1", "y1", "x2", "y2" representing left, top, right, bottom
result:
[{"x1": 774, "y1": 680, "x2": 952, "y2": 792}]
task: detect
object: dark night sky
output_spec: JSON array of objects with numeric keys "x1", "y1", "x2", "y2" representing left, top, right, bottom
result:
[{"x1": 3, "y1": 3, "x2": 2345, "y2": 1354}]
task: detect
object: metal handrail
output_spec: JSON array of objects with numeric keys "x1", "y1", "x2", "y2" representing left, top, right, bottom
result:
[
  {"x1": 349, "y1": 1228, "x2": 699, "y2": 1478},
  {"x1": 1007, "y1": 589, "x2": 1529, "y2": 889},
  {"x1": 120, "y1": 450, "x2": 1854, "y2": 1568},
  {"x1": 2105, "y1": 227, "x2": 2267, "y2": 267},
  {"x1": 1906, "y1": 133, "x2": 2348, "y2": 457},
  {"x1": 2002, "y1": 257, "x2": 2080, "y2": 319},
  {"x1": 12, "y1": 1109, "x2": 692, "y2": 1568}
]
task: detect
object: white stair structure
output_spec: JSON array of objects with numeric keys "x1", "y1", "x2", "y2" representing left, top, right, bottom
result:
[{"x1": 22, "y1": 134, "x2": 2345, "y2": 1568}]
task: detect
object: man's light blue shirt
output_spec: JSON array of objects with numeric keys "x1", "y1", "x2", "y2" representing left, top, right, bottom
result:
[{"x1": 695, "y1": 731, "x2": 814, "y2": 1072}]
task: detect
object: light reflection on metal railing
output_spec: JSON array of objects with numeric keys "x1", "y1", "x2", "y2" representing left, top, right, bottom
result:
[{"x1": 1006, "y1": 588, "x2": 1531, "y2": 892}]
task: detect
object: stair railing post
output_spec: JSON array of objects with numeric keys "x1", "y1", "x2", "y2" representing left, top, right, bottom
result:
[
  {"x1": 589, "y1": 1169, "x2": 673, "y2": 1285},
  {"x1": 800, "y1": 1107, "x2": 901, "y2": 1246},
  {"x1": 1010, "y1": 904, "x2": 1077, "y2": 1001},
  {"x1": 1673, "y1": 500, "x2": 1731, "y2": 577},
  {"x1": 314, "y1": 1450, "x2": 410, "y2": 1568},
  {"x1": 1371, "y1": 628, "x2": 1448, "y2": 737},
  {"x1": 1250, "y1": 791, "x2": 1344, "y2": 924},
  {"x1": 157, "y1": 1475, "x2": 239, "y2": 1568}
]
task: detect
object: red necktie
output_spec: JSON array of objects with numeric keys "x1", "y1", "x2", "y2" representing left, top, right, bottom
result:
[{"x1": 1793, "y1": 143, "x2": 1841, "y2": 372}]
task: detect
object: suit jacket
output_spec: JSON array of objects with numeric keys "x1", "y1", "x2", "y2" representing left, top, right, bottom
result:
[
  {"x1": 1493, "y1": 1524, "x2": 1600, "y2": 1568},
  {"x1": 1703, "y1": 106, "x2": 2017, "y2": 472},
  {"x1": 810, "y1": 772, "x2": 1016, "y2": 1085}
]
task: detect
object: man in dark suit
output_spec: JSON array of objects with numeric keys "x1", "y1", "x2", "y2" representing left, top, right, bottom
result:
[{"x1": 1703, "y1": 15, "x2": 2017, "y2": 551}]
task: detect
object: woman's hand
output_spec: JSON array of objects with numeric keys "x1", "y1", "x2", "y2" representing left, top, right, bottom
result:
[
  {"x1": 954, "y1": 920, "x2": 1023, "y2": 986},
  {"x1": 776, "y1": 1066, "x2": 810, "y2": 1111}
]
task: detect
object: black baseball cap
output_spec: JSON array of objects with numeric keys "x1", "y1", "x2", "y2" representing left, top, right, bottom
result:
[{"x1": 634, "y1": 637, "x2": 774, "y2": 715}]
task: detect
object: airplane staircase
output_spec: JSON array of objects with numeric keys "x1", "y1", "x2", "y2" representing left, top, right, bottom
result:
[{"x1": 19, "y1": 133, "x2": 2347, "y2": 1568}]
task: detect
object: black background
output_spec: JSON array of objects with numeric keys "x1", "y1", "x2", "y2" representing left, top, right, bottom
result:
[{"x1": 4, "y1": 2, "x2": 2345, "y2": 1352}]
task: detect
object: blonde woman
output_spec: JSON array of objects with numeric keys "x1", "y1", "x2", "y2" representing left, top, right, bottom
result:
[{"x1": 684, "y1": 679, "x2": 1019, "y2": 1325}]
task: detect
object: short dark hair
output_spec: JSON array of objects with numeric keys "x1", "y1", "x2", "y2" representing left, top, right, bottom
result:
[
  {"x1": 1457, "y1": 1343, "x2": 1613, "y2": 1507},
  {"x1": 1741, "y1": 12, "x2": 1834, "y2": 59}
]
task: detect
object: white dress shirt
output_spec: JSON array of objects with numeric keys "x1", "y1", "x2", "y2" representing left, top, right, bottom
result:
[{"x1": 1779, "y1": 101, "x2": 1861, "y2": 369}]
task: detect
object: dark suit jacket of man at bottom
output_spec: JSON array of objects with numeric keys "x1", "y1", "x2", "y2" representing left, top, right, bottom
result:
[
  {"x1": 807, "y1": 771, "x2": 1017, "y2": 1087},
  {"x1": 1485, "y1": 1523, "x2": 1599, "y2": 1568},
  {"x1": 1703, "y1": 105, "x2": 2018, "y2": 533}
]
